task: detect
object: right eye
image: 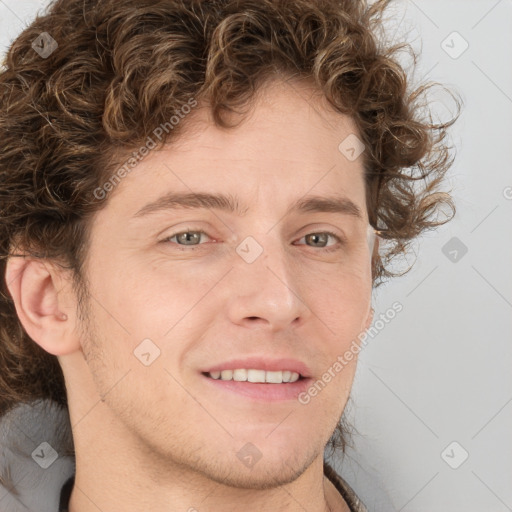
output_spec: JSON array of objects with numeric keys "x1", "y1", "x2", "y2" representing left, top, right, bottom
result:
[{"x1": 161, "y1": 230, "x2": 214, "y2": 247}]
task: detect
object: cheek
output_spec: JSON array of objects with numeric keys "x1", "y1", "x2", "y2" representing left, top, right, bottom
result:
[
  {"x1": 308, "y1": 269, "x2": 372, "y2": 335},
  {"x1": 87, "y1": 257, "x2": 213, "y2": 341}
]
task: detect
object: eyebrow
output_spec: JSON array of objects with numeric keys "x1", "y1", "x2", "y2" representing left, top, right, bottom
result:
[{"x1": 132, "y1": 192, "x2": 363, "y2": 219}]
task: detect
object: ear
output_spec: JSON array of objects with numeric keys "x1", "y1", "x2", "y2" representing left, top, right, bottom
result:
[
  {"x1": 5, "y1": 256, "x2": 81, "y2": 356},
  {"x1": 370, "y1": 231, "x2": 380, "y2": 281},
  {"x1": 364, "y1": 232, "x2": 379, "y2": 331},
  {"x1": 364, "y1": 305, "x2": 374, "y2": 332},
  {"x1": 372, "y1": 233, "x2": 380, "y2": 259}
]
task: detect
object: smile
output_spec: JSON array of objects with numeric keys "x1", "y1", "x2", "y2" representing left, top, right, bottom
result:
[{"x1": 206, "y1": 369, "x2": 302, "y2": 383}]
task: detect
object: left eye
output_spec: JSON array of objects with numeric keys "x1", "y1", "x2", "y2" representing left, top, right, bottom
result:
[
  {"x1": 162, "y1": 230, "x2": 342, "y2": 250},
  {"x1": 294, "y1": 231, "x2": 342, "y2": 249}
]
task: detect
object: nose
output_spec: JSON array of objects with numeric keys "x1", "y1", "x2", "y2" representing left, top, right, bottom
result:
[{"x1": 225, "y1": 235, "x2": 310, "y2": 332}]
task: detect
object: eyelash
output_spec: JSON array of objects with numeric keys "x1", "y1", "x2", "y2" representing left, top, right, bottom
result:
[{"x1": 161, "y1": 229, "x2": 344, "y2": 253}]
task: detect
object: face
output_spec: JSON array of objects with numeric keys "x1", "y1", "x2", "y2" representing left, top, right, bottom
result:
[{"x1": 69, "y1": 79, "x2": 374, "y2": 488}]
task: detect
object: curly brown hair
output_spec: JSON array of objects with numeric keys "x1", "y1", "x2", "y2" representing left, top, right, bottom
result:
[{"x1": 0, "y1": 0, "x2": 460, "y2": 455}]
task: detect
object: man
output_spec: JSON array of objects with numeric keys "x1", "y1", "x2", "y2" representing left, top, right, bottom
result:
[{"x1": 0, "y1": 0, "x2": 458, "y2": 511}]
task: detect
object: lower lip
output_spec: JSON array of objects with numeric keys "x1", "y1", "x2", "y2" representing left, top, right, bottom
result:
[{"x1": 201, "y1": 373, "x2": 312, "y2": 401}]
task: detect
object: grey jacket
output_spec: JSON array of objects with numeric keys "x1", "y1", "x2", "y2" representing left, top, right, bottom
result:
[{"x1": 0, "y1": 399, "x2": 367, "y2": 512}]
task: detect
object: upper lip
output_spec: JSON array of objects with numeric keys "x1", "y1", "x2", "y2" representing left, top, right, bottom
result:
[{"x1": 202, "y1": 357, "x2": 311, "y2": 378}]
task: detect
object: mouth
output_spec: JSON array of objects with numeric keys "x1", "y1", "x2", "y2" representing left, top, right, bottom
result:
[
  {"x1": 200, "y1": 369, "x2": 312, "y2": 401},
  {"x1": 202, "y1": 369, "x2": 307, "y2": 383}
]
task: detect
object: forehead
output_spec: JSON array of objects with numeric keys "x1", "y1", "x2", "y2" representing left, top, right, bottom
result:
[
  {"x1": 97, "y1": 78, "x2": 367, "y2": 221},
  {"x1": 171, "y1": 78, "x2": 361, "y2": 158}
]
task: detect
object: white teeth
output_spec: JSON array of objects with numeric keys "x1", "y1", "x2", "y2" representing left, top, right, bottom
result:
[
  {"x1": 248, "y1": 369, "x2": 266, "y2": 383},
  {"x1": 233, "y1": 369, "x2": 247, "y2": 381},
  {"x1": 207, "y1": 369, "x2": 301, "y2": 383},
  {"x1": 220, "y1": 370, "x2": 233, "y2": 380},
  {"x1": 265, "y1": 371, "x2": 283, "y2": 383},
  {"x1": 289, "y1": 372, "x2": 300, "y2": 383}
]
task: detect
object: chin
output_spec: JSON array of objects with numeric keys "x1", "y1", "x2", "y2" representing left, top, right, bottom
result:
[{"x1": 202, "y1": 451, "x2": 317, "y2": 490}]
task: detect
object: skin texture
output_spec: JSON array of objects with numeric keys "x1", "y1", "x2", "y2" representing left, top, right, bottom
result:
[{"x1": 6, "y1": 79, "x2": 375, "y2": 511}]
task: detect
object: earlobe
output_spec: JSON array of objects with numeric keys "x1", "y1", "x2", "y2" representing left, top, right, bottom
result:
[{"x1": 4, "y1": 256, "x2": 80, "y2": 356}]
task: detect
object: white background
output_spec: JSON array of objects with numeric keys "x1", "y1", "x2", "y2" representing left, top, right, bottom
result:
[{"x1": 1, "y1": 1, "x2": 511, "y2": 511}]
